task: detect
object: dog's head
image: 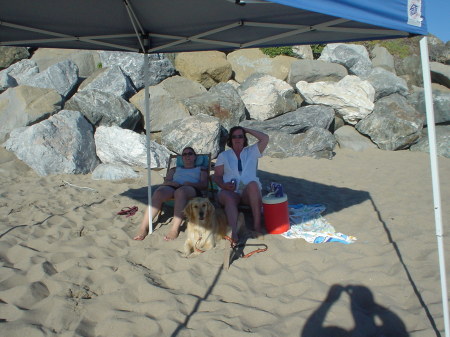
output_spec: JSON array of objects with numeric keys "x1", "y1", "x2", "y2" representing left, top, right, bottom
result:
[{"x1": 184, "y1": 197, "x2": 214, "y2": 224}]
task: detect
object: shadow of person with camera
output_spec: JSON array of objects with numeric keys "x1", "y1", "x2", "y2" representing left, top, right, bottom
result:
[{"x1": 302, "y1": 284, "x2": 409, "y2": 337}]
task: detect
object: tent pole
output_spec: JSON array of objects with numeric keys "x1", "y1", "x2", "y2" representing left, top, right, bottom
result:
[
  {"x1": 420, "y1": 36, "x2": 449, "y2": 337},
  {"x1": 143, "y1": 51, "x2": 153, "y2": 234}
]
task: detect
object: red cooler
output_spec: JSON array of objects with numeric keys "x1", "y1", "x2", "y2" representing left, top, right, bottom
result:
[{"x1": 262, "y1": 193, "x2": 289, "y2": 234}]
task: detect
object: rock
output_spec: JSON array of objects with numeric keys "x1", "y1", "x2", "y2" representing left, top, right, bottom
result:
[
  {"x1": 20, "y1": 60, "x2": 79, "y2": 98},
  {"x1": 334, "y1": 125, "x2": 377, "y2": 151},
  {"x1": 363, "y1": 67, "x2": 409, "y2": 101},
  {"x1": 408, "y1": 86, "x2": 450, "y2": 125},
  {"x1": 129, "y1": 76, "x2": 205, "y2": 132},
  {"x1": 94, "y1": 125, "x2": 170, "y2": 168},
  {"x1": 240, "y1": 105, "x2": 335, "y2": 134},
  {"x1": 238, "y1": 73, "x2": 297, "y2": 121},
  {"x1": 0, "y1": 72, "x2": 17, "y2": 92},
  {"x1": 296, "y1": 75, "x2": 375, "y2": 125},
  {"x1": 0, "y1": 86, "x2": 62, "y2": 142},
  {"x1": 430, "y1": 62, "x2": 450, "y2": 88},
  {"x1": 31, "y1": 48, "x2": 101, "y2": 78},
  {"x1": 427, "y1": 35, "x2": 449, "y2": 64},
  {"x1": 356, "y1": 94, "x2": 424, "y2": 150},
  {"x1": 161, "y1": 114, "x2": 221, "y2": 158},
  {"x1": 319, "y1": 43, "x2": 372, "y2": 77},
  {"x1": 395, "y1": 55, "x2": 423, "y2": 87},
  {"x1": 371, "y1": 45, "x2": 395, "y2": 74},
  {"x1": 292, "y1": 45, "x2": 313, "y2": 60},
  {"x1": 78, "y1": 66, "x2": 136, "y2": 99},
  {"x1": 175, "y1": 51, "x2": 232, "y2": 89},
  {"x1": 65, "y1": 90, "x2": 140, "y2": 130},
  {"x1": 0, "y1": 47, "x2": 30, "y2": 70},
  {"x1": 0, "y1": 59, "x2": 39, "y2": 91},
  {"x1": 92, "y1": 163, "x2": 140, "y2": 180},
  {"x1": 183, "y1": 82, "x2": 246, "y2": 131},
  {"x1": 3, "y1": 110, "x2": 99, "y2": 175},
  {"x1": 98, "y1": 51, "x2": 175, "y2": 90},
  {"x1": 227, "y1": 48, "x2": 297, "y2": 83},
  {"x1": 287, "y1": 59, "x2": 348, "y2": 86},
  {"x1": 264, "y1": 127, "x2": 336, "y2": 159},
  {"x1": 410, "y1": 125, "x2": 450, "y2": 158}
]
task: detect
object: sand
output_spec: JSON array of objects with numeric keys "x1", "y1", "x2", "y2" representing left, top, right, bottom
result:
[{"x1": 0, "y1": 146, "x2": 449, "y2": 337}]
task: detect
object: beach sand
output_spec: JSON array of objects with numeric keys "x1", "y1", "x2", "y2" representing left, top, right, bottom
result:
[{"x1": 0, "y1": 146, "x2": 449, "y2": 337}]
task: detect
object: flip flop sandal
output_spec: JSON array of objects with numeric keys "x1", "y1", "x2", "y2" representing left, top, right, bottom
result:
[{"x1": 117, "y1": 206, "x2": 138, "y2": 217}]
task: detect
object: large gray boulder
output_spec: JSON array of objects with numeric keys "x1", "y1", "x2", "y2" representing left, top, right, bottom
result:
[
  {"x1": 319, "y1": 43, "x2": 372, "y2": 77},
  {"x1": 227, "y1": 48, "x2": 297, "y2": 83},
  {"x1": 130, "y1": 76, "x2": 205, "y2": 132},
  {"x1": 296, "y1": 75, "x2": 375, "y2": 125},
  {"x1": 0, "y1": 47, "x2": 30, "y2": 70},
  {"x1": 3, "y1": 110, "x2": 99, "y2": 175},
  {"x1": 98, "y1": 51, "x2": 175, "y2": 90},
  {"x1": 0, "y1": 86, "x2": 62, "y2": 142},
  {"x1": 334, "y1": 125, "x2": 377, "y2": 152},
  {"x1": 0, "y1": 59, "x2": 39, "y2": 91},
  {"x1": 183, "y1": 82, "x2": 246, "y2": 131},
  {"x1": 238, "y1": 73, "x2": 297, "y2": 121},
  {"x1": 371, "y1": 45, "x2": 395, "y2": 74},
  {"x1": 264, "y1": 127, "x2": 336, "y2": 159},
  {"x1": 78, "y1": 66, "x2": 136, "y2": 99},
  {"x1": 20, "y1": 60, "x2": 79, "y2": 98},
  {"x1": 65, "y1": 90, "x2": 140, "y2": 130},
  {"x1": 30, "y1": 48, "x2": 100, "y2": 78},
  {"x1": 175, "y1": 51, "x2": 232, "y2": 89},
  {"x1": 161, "y1": 114, "x2": 221, "y2": 158},
  {"x1": 363, "y1": 67, "x2": 409, "y2": 101},
  {"x1": 410, "y1": 125, "x2": 450, "y2": 158},
  {"x1": 408, "y1": 85, "x2": 450, "y2": 125},
  {"x1": 430, "y1": 62, "x2": 450, "y2": 88},
  {"x1": 287, "y1": 59, "x2": 348, "y2": 86},
  {"x1": 240, "y1": 105, "x2": 335, "y2": 134},
  {"x1": 396, "y1": 55, "x2": 423, "y2": 87},
  {"x1": 94, "y1": 125, "x2": 170, "y2": 169},
  {"x1": 356, "y1": 94, "x2": 424, "y2": 150}
]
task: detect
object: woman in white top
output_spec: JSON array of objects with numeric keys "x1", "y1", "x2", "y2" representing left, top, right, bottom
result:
[
  {"x1": 214, "y1": 126, "x2": 269, "y2": 242},
  {"x1": 134, "y1": 147, "x2": 208, "y2": 241}
]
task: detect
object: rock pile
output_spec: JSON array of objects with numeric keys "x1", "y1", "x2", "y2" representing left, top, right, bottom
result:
[{"x1": 0, "y1": 38, "x2": 449, "y2": 179}]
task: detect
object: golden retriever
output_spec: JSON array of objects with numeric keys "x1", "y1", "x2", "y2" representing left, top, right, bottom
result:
[{"x1": 183, "y1": 197, "x2": 244, "y2": 257}]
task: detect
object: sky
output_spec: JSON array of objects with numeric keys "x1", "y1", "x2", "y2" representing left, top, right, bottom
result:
[{"x1": 424, "y1": 0, "x2": 450, "y2": 42}]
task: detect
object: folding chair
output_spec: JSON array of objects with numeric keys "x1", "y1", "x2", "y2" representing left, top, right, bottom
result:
[{"x1": 163, "y1": 153, "x2": 213, "y2": 205}]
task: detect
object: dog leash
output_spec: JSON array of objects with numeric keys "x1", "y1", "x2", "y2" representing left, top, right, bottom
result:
[
  {"x1": 117, "y1": 206, "x2": 138, "y2": 217},
  {"x1": 224, "y1": 236, "x2": 268, "y2": 258}
]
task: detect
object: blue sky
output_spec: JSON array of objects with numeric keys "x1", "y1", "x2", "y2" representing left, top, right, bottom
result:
[{"x1": 425, "y1": 0, "x2": 450, "y2": 42}]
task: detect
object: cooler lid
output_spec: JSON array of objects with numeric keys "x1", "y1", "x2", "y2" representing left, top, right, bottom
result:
[{"x1": 262, "y1": 193, "x2": 288, "y2": 204}]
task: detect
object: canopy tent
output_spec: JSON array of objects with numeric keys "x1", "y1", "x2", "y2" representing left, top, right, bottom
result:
[{"x1": 1, "y1": 1, "x2": 447, "y2": 335}]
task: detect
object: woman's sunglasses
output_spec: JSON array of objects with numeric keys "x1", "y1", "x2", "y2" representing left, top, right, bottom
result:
[
  {"x1": 231, "y1": 135, "x2": 244, "y2": 139},
  {"x1": 182, "y1": 152, "x2": 195, "y2": 156}
]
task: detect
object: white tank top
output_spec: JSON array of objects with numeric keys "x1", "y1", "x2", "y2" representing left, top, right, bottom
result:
[{"x1": 172, "y1": 166, "x2": 201, "y2": 185}]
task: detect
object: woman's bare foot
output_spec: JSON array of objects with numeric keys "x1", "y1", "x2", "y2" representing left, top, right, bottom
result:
[
  {"x1": 163, "y1": 227, "x2": 180, "y2": 241},
  {"x1": 133, "y1": 226, "x2": 149, "y2": 241}
]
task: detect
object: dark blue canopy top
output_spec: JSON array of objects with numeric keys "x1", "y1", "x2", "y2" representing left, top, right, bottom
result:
[{"x1": 1, "y1": 0, "x2": 427, "y2": 53}]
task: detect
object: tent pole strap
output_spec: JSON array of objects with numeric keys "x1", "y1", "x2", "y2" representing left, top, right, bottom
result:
[
  {"x1": 420, "y1": 36, "x2": 449, "y2": 337},
  {"x1": 144, "y1": 51, "x2": 152, "y2": 234}
]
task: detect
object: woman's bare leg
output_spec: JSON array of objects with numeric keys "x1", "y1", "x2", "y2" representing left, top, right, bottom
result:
[
  {"x1": 241, "y1": 181, "x2": 263, "y2": 234},
  {"x1": 218, "y1": 190, "x2": 241, "y2": 242},
  {"x1": 133, "y1": 186, "x2": 174, "y2": 240},
  {"x1": 164, "y1": 186, "x2": 197, "y2": 241}
]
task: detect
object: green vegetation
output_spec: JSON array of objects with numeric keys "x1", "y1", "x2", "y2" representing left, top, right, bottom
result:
[
  {"x1": 356, "y1": 37, "x2": 420, "y2": 59},
  {"x1": 260, "y1": 46, "x2": 295, "y2": 58},
  {"x1": 97, "y1": 62, "x2": 103, "y2": 69},
  {"x1": 310, "y1": 44, "x2": 325, "y2": 59}
]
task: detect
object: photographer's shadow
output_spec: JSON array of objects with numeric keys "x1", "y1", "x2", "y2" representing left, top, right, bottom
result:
[{"x1": 302, "y1": 284, "x2": 409, "y2": 337}]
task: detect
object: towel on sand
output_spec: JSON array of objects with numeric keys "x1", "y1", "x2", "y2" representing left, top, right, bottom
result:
[{"x1": 281, "y1": 204, "x2": 356, "y2": 244}]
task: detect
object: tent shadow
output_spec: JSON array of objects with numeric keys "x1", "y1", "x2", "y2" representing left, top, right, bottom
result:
[
  {"x1": 301, "y1": 284, "x2": 410, "y2": 337},
  {"x1": 257, "y1": 170, "x2": 371, "y2": 216}
]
